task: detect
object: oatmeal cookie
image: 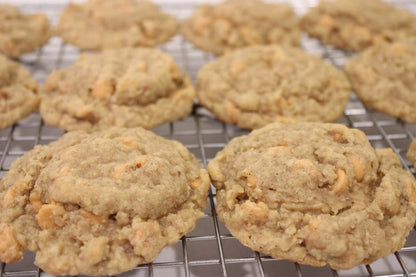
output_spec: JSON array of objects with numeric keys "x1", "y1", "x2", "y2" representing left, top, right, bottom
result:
[
  {"x1": 182, "y1": 0, "x2": 300, "y2": 55},
  {"x1": 301, "y1": 0, "x2": 416, "y2": 51},
  {"x1": 208, "y1": 122, "x2": 416, "y2": 269},
  {"x1": 407, "y1": 138, "x2": 416, "y2": 169},
  {"x1": 0, "y1": 55, "x2": 39, "y2": 130},
  {"x1": 197, "y1": 45, "x2": 350, "y2": 129},
  {"x1": 0, "y1": 127, "x2": 210, "y2": 276},
  {"x1": 39, "y1": 48, "x2": 195, "y2": 131},
  {"x1": 56, "y1": 0, "x2": 178, "y2": 50},
  {"x1": 0, "y1": 4, "x2": 50, "y2": 58},
  {"x1": 344, "y1": 38, "x2": 416, "y2": 122},
  {"x1": 406, "y1": 134, "x2": 416, "y2": 167}
]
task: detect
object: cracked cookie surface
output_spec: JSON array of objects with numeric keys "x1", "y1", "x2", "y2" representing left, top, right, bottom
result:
[
  {"x1": 56, "y1": 0, "x2": 178, "y2": 50},
  {"x1": 345, "y1": 38, "x2": 416, "y2": 122},
  {"x1": 197, "y1": 45, "x2": 350, "y2": 129},
  {"x1": 182, "y1": 0, "x2": 300, "y2": 55},
  {"x1": 0, "y1": 55, "x2": 39, "y2": 130},
  {"x1": 0, "y1": 4, "x2": 50, "y2": 57},
  {"x1": 0, "y1": 127, "x2": 210, "y2": 276},
  {"x1": 208, "y1": 122, "x2": 416, "y2": 269},
  {"x1": 301, "y1": 0, "x2": 416, "y2": 51},
  {"x1": 40, "y1": 47, "x2": 195, "y2": 131}
]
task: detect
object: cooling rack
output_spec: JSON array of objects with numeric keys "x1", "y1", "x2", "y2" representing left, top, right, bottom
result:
[{"x1": 1, "y1": 0, "x2": 416, "y2": 276}]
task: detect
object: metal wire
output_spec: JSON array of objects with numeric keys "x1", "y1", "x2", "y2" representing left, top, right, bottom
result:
[{"x1": 1, "y1": 1, "x2": 416, "y2": 277}]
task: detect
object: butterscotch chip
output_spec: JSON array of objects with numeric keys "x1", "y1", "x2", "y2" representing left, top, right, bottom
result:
[
  {"x1": 39, "y1": 48, "x2": 195, "y2": 131},
  {"x1": 208, "y1": 123, "x2": 416, "y2": 269},
  {"x1": 0, "y1": 4, "x2": 50, "y2": 57},
  {"x1": 197, "y1": 45, "x2": 350, "y2": 129},
  {"x1": 301, "y1": 0, "x2": 416, "y2": 51},
  {"x1": 182, "y1": 0, "x2": 300, "y2": 55},
  {"x1": 0, "y1": 55, "x2": 39, "y2": 130},
  {"x1": 344, "y1": 38, "x2": 416, "y2": 122},
  {"x1": 0, "y1": 225, "x2": 24, "y2": 263},
  {"x1": 56, "y1": 0, "x2": 178, "y2": 50},
  {"x1": 0, "y1": 127, "x2": 210, "y2": 276}
]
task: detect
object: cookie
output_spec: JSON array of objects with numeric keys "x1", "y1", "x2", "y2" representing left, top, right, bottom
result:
[
  {"x1": 344, "y1": 38, "x2": 416, "y2": 122},
  {"x1": 39, "y1": 48, "x2": 195, "y2": 131},
  {"x1": 0, "y1": 55, "x2": 39, "y2": 130},
  {"x1": 56, "y1": 0, "x2": 178, "y2": 50},
  {"x1": 407, "y1": 137, "x2": 416, "y2": 171},
  {"x1": 0, "y1": 4, "x2": 50, "y2": 58},
  {"x1": 197, "y1": 45, "x2": 350, "y2": 129},
  {"x1": 0, "y1": 127, "x2": 210, "y2": 276},
  {"x1": 208, "y1": 122, "x2": 416, "y2": 269},
  {"x1": 182, "y1": 0, "x2": 300, "y2": 55},
  {"x1": 301, "y1": 0, "x2": 416, "y2": 51}
]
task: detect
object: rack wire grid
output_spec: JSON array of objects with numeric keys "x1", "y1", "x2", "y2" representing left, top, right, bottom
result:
[{"x1": 1, "y1": 0, "x2": 416, "y2": 276}]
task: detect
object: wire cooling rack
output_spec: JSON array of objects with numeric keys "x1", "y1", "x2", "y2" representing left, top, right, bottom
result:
[{"x1": 1, "y1": 0, "x2": 416, "y2": 276}]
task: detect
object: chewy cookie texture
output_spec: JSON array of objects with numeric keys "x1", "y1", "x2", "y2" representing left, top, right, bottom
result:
[
  {"x1": 197, "y1": 45, "x2": 350, "y2": 129},
  {"x1": 0, "y1": 4, "x2": 50, "y2": 57},
  {"x1": 40, "y1": 47, "x2": 195, "y2": 131},
  {"x1": 301, "y1": 0, "x2": 416, "y2": 51},
  {"x1": 0, "y1": 55, "x2": 39, "y2": 130},
  {"x1": 0, "y1": 127, "x2": 210, "y2": 276},
  {"x1": 208, "y1": 123, "x2": 416, "y2": 269},
  {"x1": 56, "y1": 0, "x2": 178, "y2": 50},
  {"x1": 345, "y1": 38, "x2": 416, "y2": 122},
  {"x1": 182, "y1": 0, "x2": 300, "y2": 55}
]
